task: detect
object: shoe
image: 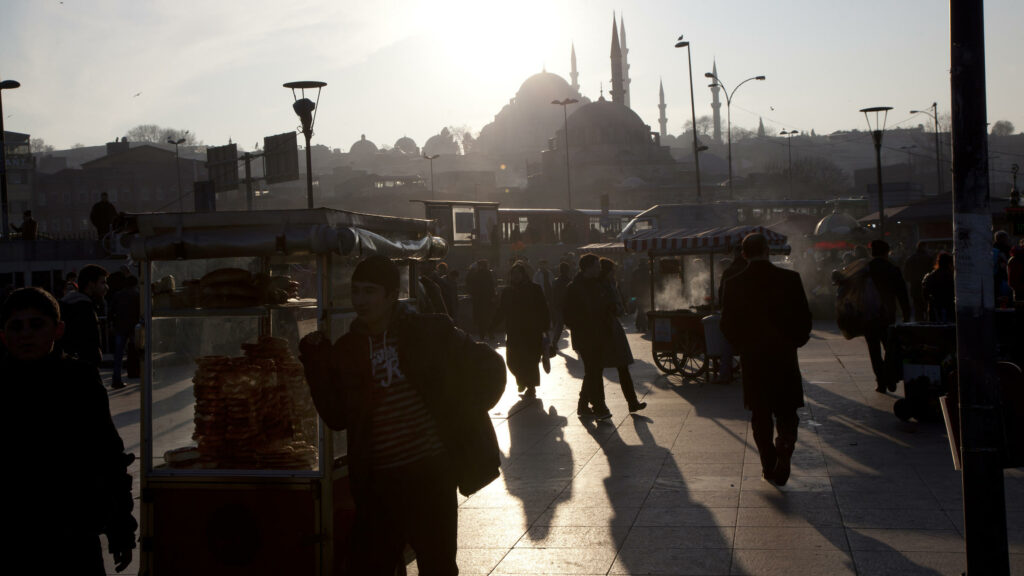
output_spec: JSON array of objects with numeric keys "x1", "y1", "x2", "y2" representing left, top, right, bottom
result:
[
  {"x1": 886, "y1": 380, "x2": 897, "y2": 392},
  {"x1": 523, "y1": 387, "x2": 537, "y2": 400},
  {"x1": 111, "y1": 381, "x2": 126, "y2": 390},
  {"x1": 517, "y1": 382, "x2": 526, "y2": 393},
  {"x1": 577, "y1": 402, "x2": 593, "y2": 416},
  {"x1": 628, "y1": 402, "x2": 647, "y2": 412},
  {"x1": 874, "y1": 385, "x2": 887, "y2": 393},
  {"x1": 593, "y1": 408, "x2": 613, "y2": 421},
  {"x1": 773, "y1": 445, "x2": 792, "y2": 486},
  {"x1": 542, "y1": 354, "x2": 551, "y2": 374},
  {"x1": 548, "y1": 345, "x2": 558, "y2": 358}
]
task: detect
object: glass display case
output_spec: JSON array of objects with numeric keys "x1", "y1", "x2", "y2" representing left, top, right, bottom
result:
[{"x1": 127, "y1": 209, "x2": 443, "y2": 576}]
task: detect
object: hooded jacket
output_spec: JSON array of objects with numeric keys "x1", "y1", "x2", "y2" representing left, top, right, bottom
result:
[
  {"x1": 59, "y1": 290, "x2": 102, "y2": 366},
  {"x1": 300, "y1": 304, "x2": 506, "y2": 500}
]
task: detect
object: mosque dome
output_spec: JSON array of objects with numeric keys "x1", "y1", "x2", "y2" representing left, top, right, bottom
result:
[
  {"x1": 394, "y1": 136, "x2": 419, "y2": 155},
  {"x1": 515, "y1": 71, "x2": 575, "y2": 106},
  {"x1": 349, "y1": 134, "x2": 378, "y2": 156},
  {"x1": 563, "y1": 96, "x2": 651, "y2": 151},
  {"x1": 814, "y1": 211, "x2": 861, "y2": 236}
]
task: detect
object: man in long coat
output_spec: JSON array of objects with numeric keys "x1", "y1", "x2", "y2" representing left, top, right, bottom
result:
[{"x1": 721, "y1": 233, "x2": 812, "y2": 486}]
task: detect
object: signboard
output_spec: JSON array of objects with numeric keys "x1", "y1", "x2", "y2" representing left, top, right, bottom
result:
[
  {"x1": 264, "y1": 132, "x2": 299, "y2": 184},
  {"x1": 206, "y1": 144, "x2": 239, "y2": 193}
]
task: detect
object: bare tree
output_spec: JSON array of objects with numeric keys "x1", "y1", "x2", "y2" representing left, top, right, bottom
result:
[
  {"x1": 29, "y1": 138, "x2": 55, "y2": 154},
  {"x1": 991, "y1": 120, "x2": 1015, "y2": 136},
  {"x1": 125, "y1": 124, "x2": 201, "y2": 145},
  {"x1": 683, "y1": 115, "x2": 713, "y2": 137}
]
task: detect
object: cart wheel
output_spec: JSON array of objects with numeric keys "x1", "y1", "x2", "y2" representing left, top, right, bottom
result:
[
  {"x1": 893, "y1": 398, "x2": 912, "y2": 422},
  {"x1": 674, "y1": 333, "x2": 708, "y2": 378},
  {"x1": 653, "y1": 351, "x2": 680, "y2": 374}
]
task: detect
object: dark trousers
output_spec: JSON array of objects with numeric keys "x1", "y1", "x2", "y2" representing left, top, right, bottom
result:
[
  {"x1": 750, "y1": 407, "x2": 799, "y2": 474},
  {"x1": 616, "y1": 366, "x2": 641, "y2": 407},
  {"x1": 577, "y1": 350, "x2": 608, "y2": 411},
  {"x1": 864, "y1": 324, "x2": 893, "y2": 388},
  {"x1": 351, "y1": 454, "x2": 458, "y2": 576}
]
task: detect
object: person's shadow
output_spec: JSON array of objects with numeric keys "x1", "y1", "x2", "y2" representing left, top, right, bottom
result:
[{"x1": 502, "y1": 399, "x2": 574, "y2": 540}]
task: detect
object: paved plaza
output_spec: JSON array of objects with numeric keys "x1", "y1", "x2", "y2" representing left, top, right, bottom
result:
[{"x1": 103, "y1": 323, "x2": 1023, "y2": 575}]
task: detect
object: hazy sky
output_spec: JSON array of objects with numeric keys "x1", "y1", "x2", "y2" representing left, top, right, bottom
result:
[{"x1": 2, "y1": 0, "x2": 1021, "y2": 152}]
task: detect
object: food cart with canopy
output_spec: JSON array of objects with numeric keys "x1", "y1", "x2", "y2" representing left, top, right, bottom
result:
[
  {"x1": 624, "y1": 224, "x2": 790, "y2": 379},
  {"x1": 123, "y1": 208, "x2": 445, "y2": 576}
]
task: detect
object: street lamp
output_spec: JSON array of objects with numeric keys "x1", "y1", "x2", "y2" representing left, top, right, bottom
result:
[
  {"x1": 423, "y1": 153, "x2": 439, "y2": 198},
  {"x1": 675, "y1": 35, "x2": 703, "y2": 199},
  {"x1": 284, "y1": 80, "x2": 326, "y2": 209},
  {"x1": 860, "y1": 106, "x2": 893, "y2": 237},
  {"x1": 910, "y1": 102, "x2": 944, "y2": 196},
  {"x1": 551, "y1": 98, "x2": 579, "y2": 209},
  {"x1": 704, "y1": 71, "x2": 766, "y2": 198},
  {"x1": 167, "y1": 136, "x2": 186, "y2": 212},
  {"x1": 780, "y1": 130, "x2": 797, "y2": 196},
  {"x1": 0, "y1": 78, "x2": 20, "y2": 240}
]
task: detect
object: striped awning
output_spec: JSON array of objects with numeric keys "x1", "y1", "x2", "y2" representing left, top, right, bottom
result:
[{"x1": 623, "y1": 225, "x2": 789, "y2": 255}]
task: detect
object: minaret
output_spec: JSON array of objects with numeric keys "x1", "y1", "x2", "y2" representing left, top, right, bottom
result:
[
  {"x1": 658, "y1": 79, "x2": 668, "y2": 138},
  {"x1": 570, "y1": 43, "x2": 579, "y2": 94},
  {"x1": 620, "y1": 15, "x2": 631, "y2": 108},
  {"x1": 609, "y1": 14, "x2": 625, "y2": 105},
  {"x1": 711, "y1": 60, "x2": 723, "y2": 144}
]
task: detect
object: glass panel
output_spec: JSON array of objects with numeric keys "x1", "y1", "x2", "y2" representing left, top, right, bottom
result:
[{"x1": 149, "y1": 257, "x2": 322, "y2": 474}]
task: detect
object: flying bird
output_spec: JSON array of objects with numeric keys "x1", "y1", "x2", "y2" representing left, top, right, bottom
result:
[
  {"x1": 133, "y1": 92, "x2": 142, "y2": 97},
  {"x1": 770, "y1": 106, "x2": 775, "y2": 111}
]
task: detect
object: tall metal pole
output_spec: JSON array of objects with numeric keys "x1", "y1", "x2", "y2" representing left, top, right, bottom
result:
[
  {"x1": 705, "y1": 73, "x2": 765, "y2": 199},
  {"x1": 552, "y1": 98, "x2": 578, "y2": 209},
  {"x1": 872, "y1": 131, "x2": 885, "y2": 237},
  {"x1": 951, "y1": 0, "x2": 1009, "y2": 573},
  {"x1": 424, "y1": 154, "x2": 439, "y2": 199},
  {"x1": 933, "y1": 102, "x2": 943, "y2": 195},
  {"x1": 676, "y1": 38, "x2": 702, "y2": 198},
  {"x1": 0, "y1": 79, "x2": 20, "y2": 240},
  {"x1": 304, "y1": 133, "x2": 313, "y2": 209}
]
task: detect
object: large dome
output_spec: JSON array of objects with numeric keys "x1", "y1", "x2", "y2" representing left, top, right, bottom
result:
[
  {"x1": 394, "y1": 136, "x2": 418, "y2": 155},
  {"x1": 515, "y1": 71, "x2": 574, "y2": 106},
  {"x1": 349, "y1": 134, "x2": 378, "y2": 156},
  {"x1": 568, "y1": 96, "x2": 647, "y2": 134}
]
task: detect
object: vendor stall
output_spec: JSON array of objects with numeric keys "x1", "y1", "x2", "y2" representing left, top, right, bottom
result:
[
  {"x1": 624, "y1": 224, "x2": 790, "y2": 380},
  {"x1": 125, "y1": 208, "x2": 445, "y2": 576}
]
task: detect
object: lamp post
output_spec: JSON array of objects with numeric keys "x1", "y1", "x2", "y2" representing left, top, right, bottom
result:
[
  {"x1": 780, "y1": 130, "x2": 797, "y2": 195},
  {"x1": 423, "y1": 153, "x2": 439, "y2": 198},
  {"x1": 910, "y1": 102, "x2": 944, "y2": 196},
  {"x1": 860, "y1": 106, "x2": 893, "y2": 237},
  {"x1": 0, "y1": 78, "x2": 20, "y2": 240},
  {"x1": 284, "y1": 80, "x2": 327, "y2": 209},
  {"x1": 167, "y1": 137, "x2": 186, "y2": 212},
  {"x1": 675, "y1": 36, "x2": 703, "y2": 198},
  {"x1": 704, "y1": 71, "x2": 765, "y2": 198},
  {"x1": 551, "y1": 98, "x2": 579, "y2": 209}
]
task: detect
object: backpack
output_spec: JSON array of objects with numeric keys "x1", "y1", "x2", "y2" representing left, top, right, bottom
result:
[{"x1": 834, "y1": 259, "x2": 883, "y2": 339}]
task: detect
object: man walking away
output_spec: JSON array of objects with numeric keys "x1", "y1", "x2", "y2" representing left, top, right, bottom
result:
[
  {"x1": 721, "y1": 233, "x2": 812, "y2": 486},
  {"x1": 299, "y1": 254, "x2": 505, "y2": 575},
  {"x1": 902, "y1": 242, "x2": 932, "y2": 322},
  {"x1": 466, "y1": 259, "x2": 497, "y2": 340},
  {"x1": 59, "y1": 264, "x2": 109, "y2": 368},
  {"x1": 493, "y1": 262, "x2": 550, "y2": 399},
  {"x1": 865, "y1": 239, "x2": 911, "y2": 393},
  {"x1": 563, "y1": 253, "x2": 613, "y2": 420},
  {"x1": 11, "y1": 210, "x2": 38, "y2": 241},
  {"x1": 109, "y1": 274, "x2": 140, "y2": 389}
]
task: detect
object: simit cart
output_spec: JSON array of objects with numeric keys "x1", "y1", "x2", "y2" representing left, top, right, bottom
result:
[
  {"x1": 124, "y1": 208, "x2": 445, "y2": 576},
  {"x1": 624, "y1": 225, "x2": 791, "y2": 381}
]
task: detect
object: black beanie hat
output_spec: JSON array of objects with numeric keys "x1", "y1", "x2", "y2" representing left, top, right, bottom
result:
[{"x1": 352, "y1": 254, "x2": 400, "y2": 294}]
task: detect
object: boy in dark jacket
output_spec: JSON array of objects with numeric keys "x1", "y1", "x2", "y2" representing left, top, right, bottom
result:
[
  {"x1": 300, "y1": 255, "x2": 506, "y2": 575},
  {"x1": 59, "y1": 264, "x2": 109, "y2": 367},
  {"x1": 1, "y1": 287, "x2": 136, "y2": 574}
]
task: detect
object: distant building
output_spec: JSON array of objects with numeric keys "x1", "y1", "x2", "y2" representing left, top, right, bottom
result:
[{"x1": 3, "y1": 131, "x2": 35, "y2": 220}]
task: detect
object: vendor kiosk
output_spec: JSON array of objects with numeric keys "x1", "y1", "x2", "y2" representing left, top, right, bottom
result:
[{"x1": 125, "y1": 209, "x2": 444, "y2": 576}]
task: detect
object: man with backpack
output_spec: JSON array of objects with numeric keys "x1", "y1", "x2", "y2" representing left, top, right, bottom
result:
[{"x1": 864, "y1": 240, "x2": 911, "y2": 393}]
